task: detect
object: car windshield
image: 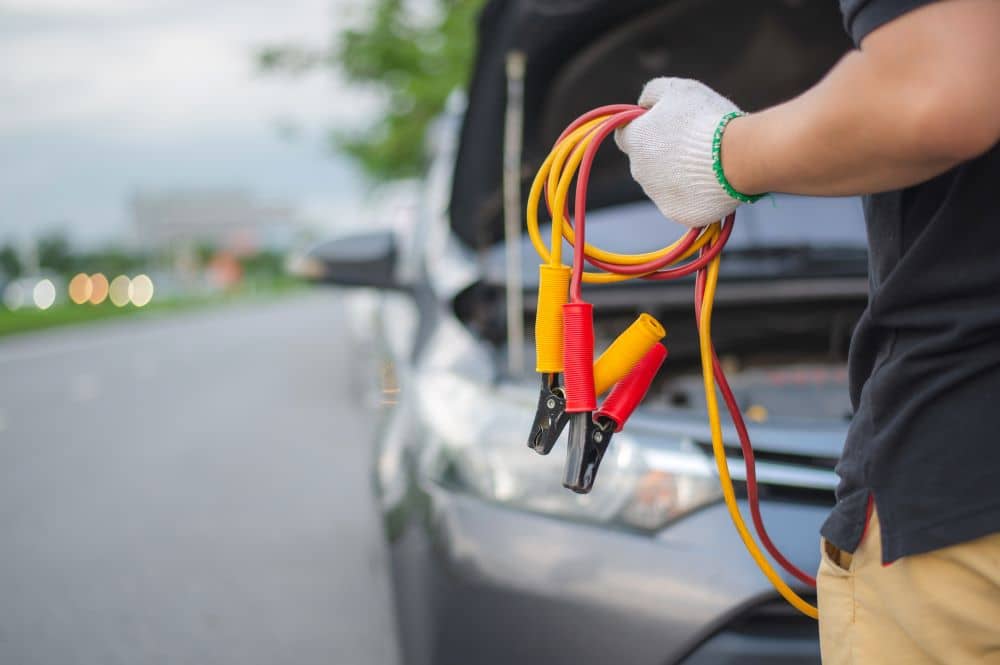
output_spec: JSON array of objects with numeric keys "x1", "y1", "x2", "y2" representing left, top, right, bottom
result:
[{"x1": 484, "y1": 194, "x2": 867, "y2": 287}]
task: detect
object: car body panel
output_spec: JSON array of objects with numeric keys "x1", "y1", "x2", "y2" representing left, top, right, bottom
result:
[
  {"x1": 363, "y1": 293, "x2": 838, "y2": 664},
  {"x1": 386, "y1": 481, "x2": 824, "y2": 665}
]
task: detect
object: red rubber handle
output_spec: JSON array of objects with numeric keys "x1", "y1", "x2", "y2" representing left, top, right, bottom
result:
[
  {"x1": 562, "y1": 302, "x2": 597, "y2": 413},
  {"x1": 595, "y1": 343, "x2": 667, "y2": 432}
]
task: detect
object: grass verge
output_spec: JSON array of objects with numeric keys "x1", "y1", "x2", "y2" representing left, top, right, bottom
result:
[{"x1": 0, "y1": 282, "x2": 305, "y2": 339}]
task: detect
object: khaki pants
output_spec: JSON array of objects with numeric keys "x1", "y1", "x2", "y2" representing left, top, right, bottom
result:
[{"x1": 818, "y1": 509, "x2": 1000, "y2": 664}]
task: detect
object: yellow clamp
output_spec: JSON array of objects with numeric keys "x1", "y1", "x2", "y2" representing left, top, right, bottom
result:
[{"x1": 594, "y1": 314, "x2": 666, "y2": 395}]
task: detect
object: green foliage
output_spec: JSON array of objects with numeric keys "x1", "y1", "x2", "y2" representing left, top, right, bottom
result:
[
  {"x1": 259, "y1": 0, "x2": 484, "y2": 182},
  {"x1": 36, "y1": 230, "x2": 73, "y2": 274},
  {"x1": 194, "y1": 243, "x2": 216, "y2": 266},
  {"x1": 0, "y1": 244, "x2": 21, "y2": 279},
  {"x1": 0, "y1": 282, "x2": 305, "y2": 339},
  {"x1": 0, "y1": 231, "x2": 151, "y2": 280},
  {"x1": 76, "y1": 247, "x2": 148, "y2": 278},
  {"x1": 239, "y1": 250, "x2": 285, "y2": 278},
  {"x1": 0, "y1": 301, "x2": 157, "y2": 337},
  {"x1": 25, "y1": 230, "x2": 146, "y2": 278}
]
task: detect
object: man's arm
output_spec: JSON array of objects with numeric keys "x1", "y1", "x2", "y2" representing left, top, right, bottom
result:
[{"x1": 722, "y1": 0, "x2": 1000, "y2": 197}]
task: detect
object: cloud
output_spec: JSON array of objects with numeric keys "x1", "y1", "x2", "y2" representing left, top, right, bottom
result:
[
  {"x1": 0, "y1": 0, "x2": 379, "y2": 243},
  {"x1": 0, "y1": 0, "x2": 378, "y2": 137}
]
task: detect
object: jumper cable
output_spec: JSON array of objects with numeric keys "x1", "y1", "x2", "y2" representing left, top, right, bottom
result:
[{"x1": 526, "y1": 104, "x2": 820, "y2": 619}]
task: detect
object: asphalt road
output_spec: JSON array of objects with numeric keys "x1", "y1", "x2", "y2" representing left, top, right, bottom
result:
[{"x1": 0, "y1": 293, "x2": 400, "y2": 665}]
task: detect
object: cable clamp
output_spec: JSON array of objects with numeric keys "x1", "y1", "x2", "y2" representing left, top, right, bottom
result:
[
  {"x1": 562, "y1": 413, "x2": 615, "y2": 494},
  {"x1": 527, "y1": 374, "x2": 570, "y2": 455}
]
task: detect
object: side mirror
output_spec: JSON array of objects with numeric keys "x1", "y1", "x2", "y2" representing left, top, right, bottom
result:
[{"x1": 288, "y1": 230, "x2": 403, "y2": 289}]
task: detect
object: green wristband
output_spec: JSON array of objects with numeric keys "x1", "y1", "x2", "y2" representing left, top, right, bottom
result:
[{"x1": 712, "y1": 111, "x2": 765, "y2": 204}]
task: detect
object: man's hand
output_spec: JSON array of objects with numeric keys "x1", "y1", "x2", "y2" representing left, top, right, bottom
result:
[{"x1": 614, "y1": 78, "x2": 744, "y2": 228}]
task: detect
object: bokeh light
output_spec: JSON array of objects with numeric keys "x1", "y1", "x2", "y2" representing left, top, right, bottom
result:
[
  {"x1": 109, "y1": 275, "x2": 131, "y2": 307},
  {"x1": 89, "y1": 273, "x2": 109, "y2": 305},
  {"x1": 33, "y1": 279, "x2": 56, "y2": 310},
  {"x1": 745, "y1": 404, "x2": 769, "y2": 424},
  {"x1": 128, "y1": 274, "x2": 154, "y2": 307},
  {"x1": 68, "y1": 273, "x2": 93, "y2": 305},
  {"x1": 3, "y1": 282, "x2": 25, "y2": 311}
]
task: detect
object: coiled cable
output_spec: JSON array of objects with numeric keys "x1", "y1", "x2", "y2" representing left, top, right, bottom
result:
[{"x1": 528, "y1": 104, "x2": 819, "y2": 619}]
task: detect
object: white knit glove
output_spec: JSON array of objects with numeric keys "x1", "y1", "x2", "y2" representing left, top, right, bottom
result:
[{"x1": 615, "y1": 77, "x2": 759, "y2": 229}]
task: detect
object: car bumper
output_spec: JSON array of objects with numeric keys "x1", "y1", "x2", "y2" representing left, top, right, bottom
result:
[{"x1": 387, "y1": 483, "x2": 826, "y2": 665}]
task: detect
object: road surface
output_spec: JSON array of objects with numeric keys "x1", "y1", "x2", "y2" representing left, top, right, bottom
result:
[{"x1": 0, "y1": 293, "x2": 400, "y2": 665}]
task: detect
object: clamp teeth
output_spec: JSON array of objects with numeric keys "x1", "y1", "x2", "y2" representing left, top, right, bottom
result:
[
  {"x1": 562, "y1": 413, "x2": 614, "y2": 494},
  {"x1": 527, "y1": 376, "x2": 569, "y2": 455}
]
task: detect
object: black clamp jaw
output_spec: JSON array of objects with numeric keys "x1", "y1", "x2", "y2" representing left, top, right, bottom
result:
[
  {"x1": 527, "y1": 374, "x2": 570, "y2": 455},
  {"x1": 562, "y1": 413, "x2": 615, "y2": 494}
]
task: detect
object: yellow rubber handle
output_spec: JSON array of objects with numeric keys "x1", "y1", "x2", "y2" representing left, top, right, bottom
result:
[
  {"x1": 534, "y1": 264, "x2": 571, "y2": 373},
  {"x1": 593, "y1": 313, "x2": 665, "y2": 396}
]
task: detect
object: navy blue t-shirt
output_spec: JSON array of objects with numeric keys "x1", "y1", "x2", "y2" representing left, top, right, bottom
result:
[{"x1": 822, "y1": 0, "x2": 1000, "y2": 562}]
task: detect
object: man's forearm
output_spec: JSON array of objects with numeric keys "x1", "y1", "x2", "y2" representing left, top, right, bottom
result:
[{"x1": 721, "y1": 0, "x2": 1000, "y2": 198}]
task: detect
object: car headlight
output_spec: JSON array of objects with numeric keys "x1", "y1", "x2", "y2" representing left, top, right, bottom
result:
[{"x1": 416, "y1": 369, "x2": 723, "y2": 532}]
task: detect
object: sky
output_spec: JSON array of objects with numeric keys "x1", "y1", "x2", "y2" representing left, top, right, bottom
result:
[{"x1": 0, "y1": 0, "x2": 381, "y2": 246}]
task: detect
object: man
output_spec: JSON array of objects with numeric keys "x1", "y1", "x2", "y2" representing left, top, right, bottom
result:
[{"x1": 615, "y1": 1, "x2": 1000, "y2": 662}]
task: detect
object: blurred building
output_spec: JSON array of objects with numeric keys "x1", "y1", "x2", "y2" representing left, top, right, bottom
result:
[{"x1": 131, "y1": 189, "x2": 303, "y2": 255}]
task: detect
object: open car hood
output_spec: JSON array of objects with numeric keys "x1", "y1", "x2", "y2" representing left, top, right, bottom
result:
[{"x1": 451, "y1": 0, "x2": 853, "y2": 250}]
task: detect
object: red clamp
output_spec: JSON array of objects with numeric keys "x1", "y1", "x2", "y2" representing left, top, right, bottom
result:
[{"x1": 596, "y1": 343, "x2": 668, "y2": 432}]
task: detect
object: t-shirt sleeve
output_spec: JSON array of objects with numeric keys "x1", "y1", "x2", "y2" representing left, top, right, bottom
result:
[{"x1": 839, "y1": 0, "x2": 938, "y2": 46}]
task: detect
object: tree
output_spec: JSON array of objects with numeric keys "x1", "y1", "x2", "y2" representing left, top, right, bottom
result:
[
  {"x1": 0, "y1": 243, "x2": 21, "y2": 279},
  {"x1": 258, "y1": 0, "x2": 483, "y2": 182},
  {"x1": 80, "y1": 247, "x2": 148, "y2": 277},
  {"x1": 36, "y1": 230, "x2": 74, "y2": 275}
]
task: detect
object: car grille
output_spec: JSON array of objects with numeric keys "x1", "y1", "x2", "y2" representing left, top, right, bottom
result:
[
  {"x1": 694, "y1": 441, "x2": 838, "y2": 507},
  {"x1": 680, "y1": 598, "x2": 821, "y2": 665}
]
